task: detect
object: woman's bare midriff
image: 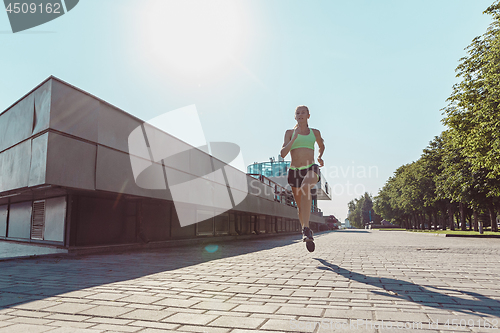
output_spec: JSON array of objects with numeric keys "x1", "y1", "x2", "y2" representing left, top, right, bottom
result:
[{"x1": 290, "y1": 147, "x2": 315, "y2": 169}]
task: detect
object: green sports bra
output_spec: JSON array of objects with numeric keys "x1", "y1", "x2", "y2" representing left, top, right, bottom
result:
[{"x1": 291, "y1": 128, "x2": 316, "y2": 150}]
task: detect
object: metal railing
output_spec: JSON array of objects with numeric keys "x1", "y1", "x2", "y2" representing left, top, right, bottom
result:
[{"x1": 247, "y1": 174, "x2": 296, "y2": 208}]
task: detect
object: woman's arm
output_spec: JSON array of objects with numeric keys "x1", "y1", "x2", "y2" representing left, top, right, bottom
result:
[
  {"x1": 280, "y1": 129, "x2": 297, "y2": 158},
  {"x1": 313, "y1": 129, "x2": 325, "y2": 167}
]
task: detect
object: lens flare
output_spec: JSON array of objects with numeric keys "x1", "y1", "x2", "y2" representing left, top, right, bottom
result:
[{"x1": 204, "y1": 244, "x2": 219, "y2": 253}]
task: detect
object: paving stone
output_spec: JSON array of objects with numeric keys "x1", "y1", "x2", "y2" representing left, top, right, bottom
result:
[
  {"x1": 42, "y1": 303, "x2": 97, "y2": 315},
  {"x1": 87, "y1": 323, "x2": 142, "y2": 332},
  {"x1": 133, "y1": 329, "x2": 177, "y2": 333},
  {"x1": 231, "y1": 304, "x2": 279, "y2": 314},
  {"x1": 123, "y1": 303, "x2": 164, "y2": 311},
  {"x1": 128, "y1": 320, "x2": 179, "y2": 330},
  {"x1": 13, "y1": 300, "x2": 61, "y2": 310},
  {"x1": 153, "y1": 298, "x2": 200, "y2": 308},
  {"x1": 7, "y1": 309, "x2": 51, "y2": 318},
  {"x1": 276, "y1": 305, "x2": 322, "y2": 317},
  {"x1": 42, "y1": 328, "x2": 104, "y2": 333},
  {"x1": 374, "y1": 310, "x2": 431, "y2": 322},
  {"x1": 42, "y1": 313, "x2": 92, "y2": 322},
  {"x1": 324, "y1": 309, "x2": 373, "y2": 320},
  {"x1": 248, "y1": 313, "x2": 296, "y2": 321},
  {"x1": 118, "y1": 309, "x2": 174, "y2": 321},
  {"x1": 115, "y1": 295, "x2": 165, "y2": 304},
  {"x1": 207, "y1": 316, "x2": 265, "y2": 329},
  {"x1": 191, "y1": 301, "x2": 237, "y2": 311},
  {"x1": 262, "y1": 318, "x2": 316, "y2": 332},
  {"x1": 6, "y1": 316, "x2": 54, "y2": 325},
  {"x1": 58, "y1": 291, "x2": 98, "y2": 299},
  {"x1": 85, "y1": 317, "x2": 134, "y2": 325},
  {"x1": 0, "y1": 323, "x2": 54, "y2": 333},
  {"x1": 179, "y1": 325, "x2": 230, "y2": 333},
  {"x1": 44, "y1": 320, "x2": 96, "y2": 329},
  {"x1": 78, "y1": 305, "x2": 134, "y2": 317},
  {"x1": 85, "y1": 293, "x2": 126, "y2": 301},
  {"x1": 162, "y1": 312, "x2": 219, "y2": 326}
]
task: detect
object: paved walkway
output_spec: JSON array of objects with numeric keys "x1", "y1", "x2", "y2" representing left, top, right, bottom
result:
[{"x1": 0, "y1": 230, "x2": 499, "y2": 333}]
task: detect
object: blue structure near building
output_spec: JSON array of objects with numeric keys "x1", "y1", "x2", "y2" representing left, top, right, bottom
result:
[{"x1": 247, "y1": 158, "x2": 331, "y2": 213}]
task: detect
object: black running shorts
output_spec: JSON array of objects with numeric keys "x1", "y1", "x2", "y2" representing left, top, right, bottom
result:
[{"x1": 287, "y1": 164, "x2": 320, "y2": 188}]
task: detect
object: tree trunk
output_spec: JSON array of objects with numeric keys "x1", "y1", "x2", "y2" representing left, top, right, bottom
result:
[
  {"x1": 466, "y1": 206, "x2": 473, "y2": 231},
  {"x1": 441, "y1": 209, "x2": 447, "y2": 230},
  {"x1": 415, "y1": 213, "x2": 421, "y2": 230},
  {"x1": 459, "y1": 202, "x2": 467, "y2": 231},
  {"x1": 467, "y1": 210, "x2": 472, "y2": 231},
  {"x1": 489, "y1": 203, "x2": 498, "y2": 232},
  {"x1": 473, "y1": 210, "x2": 479, "y2": 232},
  {"x1": 448, "y1": 204, "x2": 455, "y2": 231},
  {"x1": 424, "y1": 212, "x2": 430, "y2": 230}
]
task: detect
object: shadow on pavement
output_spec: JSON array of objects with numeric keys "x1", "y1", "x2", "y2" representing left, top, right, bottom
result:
[
  {"x1": 314, "y1": 258, "x2": 500, "y2": 317},
  {"x1": 0, "y1": 234, "x2": 299, "y2": 310}
]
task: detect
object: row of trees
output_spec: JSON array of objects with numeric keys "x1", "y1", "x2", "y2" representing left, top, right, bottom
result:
[
  {"x1": 372, "y1": 2, "x2": 500, "y2": 231},
  {"x1": 348, "y1": 193, "x2": 382, "y2": 229}
]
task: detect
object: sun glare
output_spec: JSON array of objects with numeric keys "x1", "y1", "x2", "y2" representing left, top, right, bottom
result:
[{"x1": 141, "y1": 0, "x2": 242, "y2": 77}]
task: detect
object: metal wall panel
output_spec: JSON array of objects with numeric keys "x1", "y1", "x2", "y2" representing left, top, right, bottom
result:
[
  {"x1": 0, "y1": 140, "x2": 32, "y2": 192},
  {"x1": 0, "y1": 205, "x2": 7, "y2": 237},
  {"x1": 28, "y1": 133, "x2": 48, "y2": 187},
  {"x1": 214, "y1": 212, "x2": 229, "y2": 235},
  {"x1": 46, "y1": 133, "x2": 96, "y2": 190},
  {"x1": 143, "y1": 123, "x2": 195, "y2": 177},
  {"x1": 75, "y1": 196, "x2": 129, "y2": 246},
  {"x1": 236, "y1": 214, "x2": 251, "y2": 235},
  {"x1": 142, "y1": 201, "x2": 170, "y2": 241},
  {"x1": 134, "y1": 156, "x2": 168, "y2": 190},
  {"x1": 190, "y1": 147, "x2": 213, "y2": 180},
  {"x1": 257, "y1": 215, "x2": 267, "y2": 234},
  {"x1": 196, "y1": 210, "x2": 214, "y2": 236},
  {"x1": 0, "y1": 93, "x2": 34, "y2": 152},
  {"x1": 170, "y1": 202, "x2": 195, "y2": 238},
  {"x1": 222, "y1": 163, "x2": 249, "y2": 195},
  {"x1": 98, "y1": 103, "x2": 143, "y2": 153},
  {"x1": 33, "y1": 80, "x2": 51, "y2": 135},
  {"x1": 50, "y1": 80, "x2": 99, "y2": 142},
  {"x1": 96, "y1": 146, "x2": 171, "y2": 200},
  {"x1": 8, "y1": 201, "x2": 32, "y2": 239},
  {"x1": 44, "y1": 196, "x2": 66, "y2": 242},
  {"x1": 266, "y1": 215, "x2": 276, "y2": 234}
]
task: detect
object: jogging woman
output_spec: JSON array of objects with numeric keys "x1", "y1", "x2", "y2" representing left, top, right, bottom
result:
[{"x1": 280, "y1": 105, "x2": 325, "y2": 250}]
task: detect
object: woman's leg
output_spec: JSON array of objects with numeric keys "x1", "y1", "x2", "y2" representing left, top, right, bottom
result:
[
  {"x1": 291, "y1": 186, "x2": 302, "y2": 225},
  {"x1": 297, "y1": 170, "x2": 318, "y2": 229},
  {"x1": 291, "y1": 170, "x2": 318, "y2": 229}
]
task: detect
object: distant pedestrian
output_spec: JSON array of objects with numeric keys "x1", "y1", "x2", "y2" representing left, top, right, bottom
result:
[{"x1": 280, "y1": 105, "x2": 325, "y2": 252}]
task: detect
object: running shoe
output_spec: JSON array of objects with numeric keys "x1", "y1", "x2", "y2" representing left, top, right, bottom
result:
[{"x1": 302, "y1": 227, "x2": 314, "y2": 242}]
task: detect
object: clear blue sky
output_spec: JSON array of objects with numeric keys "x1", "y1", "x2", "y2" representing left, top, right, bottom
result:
[{"x1": 0, "y1": 0, "x2": 495, "y2": 220}]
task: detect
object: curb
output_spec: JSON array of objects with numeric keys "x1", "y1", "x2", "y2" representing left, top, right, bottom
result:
[{"x1": 406, "y1": 231, "x2": 500, "y2": 238}]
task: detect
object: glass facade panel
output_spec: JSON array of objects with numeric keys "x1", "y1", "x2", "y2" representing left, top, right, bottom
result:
[{"x1": 247, "y1": 161, "x2": 290, "y2": 178}]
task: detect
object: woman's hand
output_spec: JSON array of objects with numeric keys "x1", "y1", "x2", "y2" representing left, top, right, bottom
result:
[{"x1": 317, "y1": 157, "x2": 324, "y2": 167}]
